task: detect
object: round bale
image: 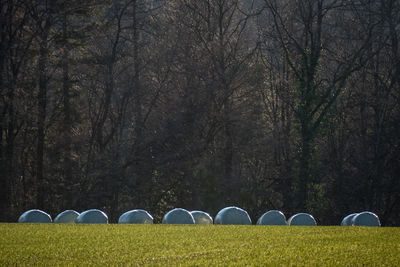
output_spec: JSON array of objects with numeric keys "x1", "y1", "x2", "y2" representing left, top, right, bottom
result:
[
  {"x1": 287, "y1": 213, "x2": 316, "y2": 226},
  {"x1": 162, "y1": 208, "x2": 195, "y2": 224},
  {"x1": 214, "y1": 206, "x2": 252, "y2": 225},
  {"x1": 118, "y1": 209, "x2": 153, "y2": 224},
  {"x1": 191, "y1": 211, "x2": 213, "y2": 224},
  {"x1": 352, "y1": 211, "x2": 381, "y2": 227},
  {"x1": 257, "y1": 210, "x2": 286, "y2": 226},
  {"x1": 75, "y1": 209, "x2": 108, "y2": 224},
  {"x1": 54, "y1": 210, "x2": 80, "y2": 223},
  {"x1": 340, "y1": 213, "x2": 358, "y2": 226},
  {"x1": 18, "y1": 209, "x2": 52, "y2": 223}
]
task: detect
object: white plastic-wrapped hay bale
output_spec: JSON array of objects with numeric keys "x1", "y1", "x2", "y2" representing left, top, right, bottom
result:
[
  {"x1": 257, "y1": 210, "x2": 286, "y2": 226},
  {"x1": 118, "y1": 209, "x2": 153, "y2": 224},
  {"x1": 287, "y1": 213, "x2": 316, "y2": 226},
  {"x1": 190, "y1": 211, "x2": 213, "y2": 224},
  {"x1": 18, "y1": 209, "x2": 52, "y2": 223},
  {"x1": 54, "y1": 210, "x2": 79, "y2": 223},
  {"x1": 214, "y1": 206, "x2": 252, "y2": 225},
  {"x1": 341, "y1": 213, "x2": 358, "y2": 226},
  {"x1": 352, "y1": 211, "x2": 381, "y2": 227},
  {"x1": 75, "y1": 209, "x2": 108, "y2": 224},
  {"x1": 162, "y1": 208, "x2": 195, "y2": 224}
]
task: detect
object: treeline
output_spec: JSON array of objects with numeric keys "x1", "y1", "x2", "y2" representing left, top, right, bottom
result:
[{"x1": 1, "y1": 0, "x2": 399, "y2": 225}]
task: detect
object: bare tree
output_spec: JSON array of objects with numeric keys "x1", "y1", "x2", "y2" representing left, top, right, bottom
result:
[{"x1": 261, "y1": 0, "x2": 376, "y2": 211}]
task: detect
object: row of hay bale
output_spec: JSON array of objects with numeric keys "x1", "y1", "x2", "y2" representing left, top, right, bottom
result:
[
  {"x1": 340, "y1": 212, "x2": 381, "y2": 227},
  {"x1": 18, "y1": 209, "x2": 108, "y2": 224},
  {"x1": 17, "y1": 206, "x2": 381, "y2": 226}
]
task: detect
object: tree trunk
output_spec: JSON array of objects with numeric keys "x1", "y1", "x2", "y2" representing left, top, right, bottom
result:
[
  {"x1": 2, "y1": 74, "x2": 16, "y2": 221},
  {"x1": 132, "y1": 0, "x2": 147, "y2": 199},
  {"x1": 298, "y1": 124, "x2": 312, "y2": 210},
  {"x1": 0, "y1": 3, "x2": 8, "y2": 221},
  {"x1": 62, "y1": 12, "x2": 73, "y2": 207},
  {"x1": 133, "y1": 0, "x2": 143, "y2": 145},
  {"x1": 36, "y1": 18, "x2": 51, "y2": 209}
]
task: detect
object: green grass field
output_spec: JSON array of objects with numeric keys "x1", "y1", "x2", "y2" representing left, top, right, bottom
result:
[{"x1": 0, "y1": 224, "x2": 399, "y2": 266}]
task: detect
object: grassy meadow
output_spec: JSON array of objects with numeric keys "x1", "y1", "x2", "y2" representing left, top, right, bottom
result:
[{"x1": 0, "y1": 224, "x2": 399, "y2": 266}]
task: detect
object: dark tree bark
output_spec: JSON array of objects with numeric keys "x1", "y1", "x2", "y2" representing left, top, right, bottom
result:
[
  {"x1": 62, "y1": 10, "x2": 73, "y2": 206},
  {"x1": 36, "y1": 12, "x2": 51, "y2": 209}
]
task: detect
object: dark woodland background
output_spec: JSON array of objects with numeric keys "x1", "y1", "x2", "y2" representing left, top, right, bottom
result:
[{"x1": 1, "y1": 0, "x2": 399, "y2": 225}]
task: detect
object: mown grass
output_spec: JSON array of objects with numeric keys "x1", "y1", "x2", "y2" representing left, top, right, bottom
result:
[{"x1": 0, "y1": 224, "x2": 399, "y2": 266}]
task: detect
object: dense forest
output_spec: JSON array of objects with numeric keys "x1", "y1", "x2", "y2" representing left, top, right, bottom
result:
[{"x1": 1, "y1": 0, "x2": 399, "y2": 225}]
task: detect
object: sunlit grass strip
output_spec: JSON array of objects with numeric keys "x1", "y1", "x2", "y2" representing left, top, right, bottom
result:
[{"x1": 0, "y1": 224, "x2": 399, "y2": 266}]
